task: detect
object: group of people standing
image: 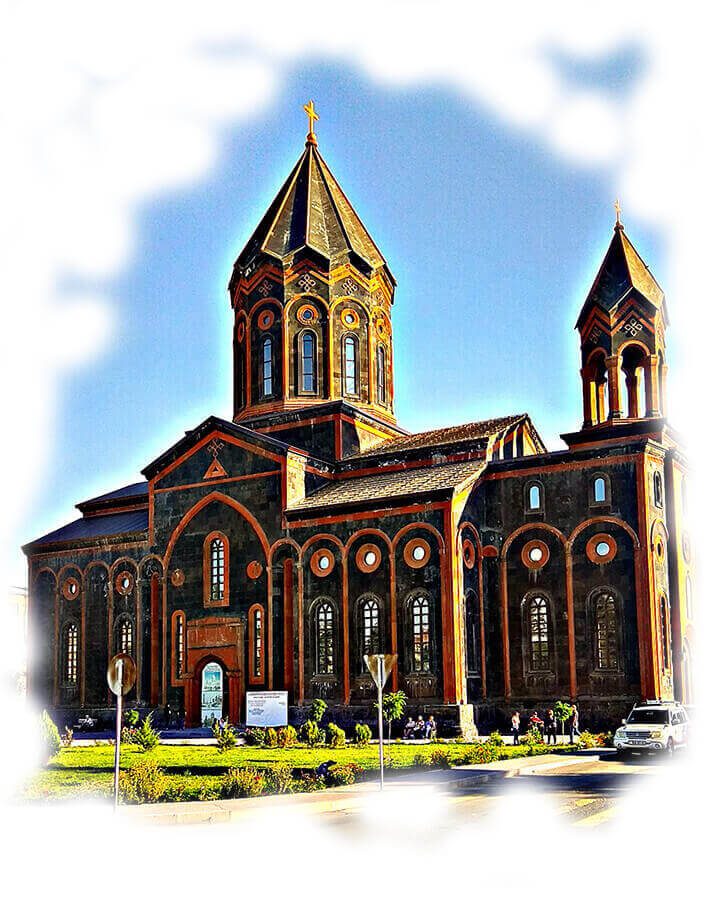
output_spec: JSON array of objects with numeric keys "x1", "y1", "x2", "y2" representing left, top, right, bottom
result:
[{"x1": 509, "y1": 704, "x2": 580, "y2": 745}]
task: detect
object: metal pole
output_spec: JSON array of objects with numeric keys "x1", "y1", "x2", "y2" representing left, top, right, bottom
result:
[
  {"x1": 113, "y1": 659, "x2": 123, "y2": 811},
  {"x1": 377, "y1": 656, "x2": 384, "y2": 791}
]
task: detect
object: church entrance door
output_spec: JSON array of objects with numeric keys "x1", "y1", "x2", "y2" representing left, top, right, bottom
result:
[{"x1": 200, "y1": 661, "x2": 224, "y2": 725}]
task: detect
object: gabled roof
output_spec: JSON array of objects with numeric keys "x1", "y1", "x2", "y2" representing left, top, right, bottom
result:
[
  {"x1": 76, "y1": 481, "x2": 148, "y2": 513},
  {"x1": 289, "y1": 459, "x2": 486, "y2": 514},
  {"x1": 345, "y1": 413, "x2": 544, "y2": 460},
  {"x1": 232, "y1": 140, "x2": 392, "y2": 281},
  {"x1": 24, "y1": 509, "x2": 148, "y2": 551},
  {"x1": 576, "y1": 224, "x2": 665, "y2": 329}
]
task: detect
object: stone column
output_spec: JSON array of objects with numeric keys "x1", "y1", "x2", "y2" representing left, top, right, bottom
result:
[
  {"x1": 580, "y1": 367, "x2": 595, "y2": 427},
  {"x1": 645, "y1": 354, "x2": 661, "y2": 416},
  {"x1": 606, "y1": 355, "x2": 622, "y2": 419}
]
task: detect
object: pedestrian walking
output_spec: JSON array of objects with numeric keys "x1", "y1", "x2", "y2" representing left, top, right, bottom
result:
[
  {"x1": 511, "y1": 711, "x2": 521, "y2": 745},
  {"x1": 569, "y1": 703, "x2": 580, "y2": 743},
  {"x1": 544, "y1": 708, "x2": 557, "y2": 744}
]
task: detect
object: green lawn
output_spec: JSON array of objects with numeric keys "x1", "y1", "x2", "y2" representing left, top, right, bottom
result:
[{"x1": 23, "y1": 741, "x2": 572, "y2": 803}]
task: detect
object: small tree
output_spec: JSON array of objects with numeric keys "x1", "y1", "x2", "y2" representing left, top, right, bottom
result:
[
  {"x1": 310, "y1": 699, "x2": 327, "y2": 724},
  {"x1": 40, "y1": 710, "x2": 61, "y2": 762},
  {"x1": 133, "y1": 711, "x2": 161, "y2": 752},
  {"x1": 374, "y1": 690, "x2": 407, "y2": 741},
  {"x1": 553, "y1": 700, "x2": 572, "y2": 737}
]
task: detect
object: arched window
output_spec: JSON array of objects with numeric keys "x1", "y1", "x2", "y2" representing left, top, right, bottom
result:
[
  {"x1": 526, "y1": 481, "x2": 543, "y2": 513},
  {"x1": 410, "y1": 593, "x2": 431, "y2": 673},
  {"x1": 466, "y1": 591, "x2": 480, "y2": 675},
  {"x1": 376, "y1": 344, "x2": 386, "y2": 404},
  {"x1": 654, "y1": 471, "x2": 663, "y2": 508},
  {"x1": 260, "y1": 336, "x2": 273, "y2": 398},
  {"x1": 204, "y1": 533, "x2": 228, "y2": 606},
  {"x1": 592, "y1": 589, "x2": 620, "y2": 670},
  {"x1": 526, "y1": 594, "x2": 551, "y2": 672},
  {"x1": 237, "y1": 346, "x2": 247, "y2": 410},
  {"x1": 343, "y1": 334, "x2": 359, "y2": 396},
  {"x1": 299, "y1": 330, "x2": 317, "y2": 393},
  {"x1": 173, "y1": 612, "x2": 185, "y2": 680},
  {"x1": 64, "y1": 623, "x2": 78, "y2": 685},
  {"x1": 117, "y1": 617, "x2": 134, "y2": 657},
  {"x1": 591, "y1": 474, "x2": 609, "y2": 505},
  {"x1": 360, "y1": 596, "x2": 381, "y2": 663},
  {"x1": 249, "y1": 604, "x2": 264, "y2": 683},
  {"x1": 659, "y1": 595, "x2": 671, "y2": 670},
  {"x1": 315, "y1": 601, "x2": 335, "y2": 675}
]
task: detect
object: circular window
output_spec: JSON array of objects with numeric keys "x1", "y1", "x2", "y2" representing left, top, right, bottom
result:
[
  {"x1": 340, "y1": 307, "x2": 360, "y2": 329},
  {"x1": 404, "y1": 538, "x2": 431, "y2": 569},
  {"x1": 462, "y1": 539, "x2": 476, "y2": 570},
  {"x1": 521, "y1": 540, "x2": 550, "y2": 570},
  {"x1": 656, "y1": 540, "x2": 664, "y2": 560},
  {"x1": 171, "y1": 569, "x2": 185, "y2": 587},
  {"x1": 257, "y1": 310, "x2": 274, "y2": 330},
  {"x1": 586, "y1": 533, "x2": 618, "y2": 565},
  {"x1": 115, "y1": 571, "x2": 134, "y2": 596},
  {"x1": 237, "y1": 321, "x2": 246, "y2": 343},
  {"x1": 296, "y1": 303, "x2": 320, "y2": 325},
  {"x1": 62, "y1": 577, "x2": 80, "y2": 601},
  {"x1": 246, "y1": 560, "x2": 263, "y2": 580},
  {"x1": 311, "y1": 548, "x2": 335, "y2": 577},
  {"x1": 682, "y1": 533, "x2": 691, "y2": 563},
  {"x1": 374, "y1": 316, "x2": 389, "y2": 341},
  {"x1": 356, "y1": 543, "x2": 382, "y2": 574}
]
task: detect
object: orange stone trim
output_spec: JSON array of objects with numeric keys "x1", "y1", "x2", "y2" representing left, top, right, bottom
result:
[
  {"x1": 403, "y1": 538, "x2": 431, "y2": 569},
  {"x1": 355, "y1": 542, "x2": 382, "y2": 573}
]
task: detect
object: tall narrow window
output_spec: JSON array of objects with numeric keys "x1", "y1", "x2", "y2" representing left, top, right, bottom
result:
[
  {"x1": 315, "y1": 601, "x2": 334, "y2": 675},
  {"x1": 654, "y1": 471, "x2": 663, "y2": 508},
  {"x1": 237, "y1": 347, "x2": 247, "y2": 409},
  {"x1": 249, "y1": 605, "x2": 264, "y2": 682},
  {"x1": 210, "y1": 537, "x2": 225, "y2": 604},
  {"x1": 175, "y1": 613, "x2": 185, "y2": 679},
  {"x1": 526, "y1": 482, "x2": 543, "y2": 512},
  {"x1": 527, "y1": 595, "x2": 550, "y2": 671},
  {"x1": 64, "y1": 623, "x2": 78, "y2": 685},
  {"x1": 376, "y1": 344, "x2": 386, "y2": 404},
  {"x1": 261, "y1": 336, "x2": 273, "y2": 398},
  {"x1": 593, "y1": 590, "x2": 619, "y2": 670},
  {"x1": 360, "y1": 597, "x2": 381, "y2": 661},
  {"x1": 118, "y1": 617, "x2": 134, "y2": 657},
  {"x1": 466, "y1": 591, "x2": 480, "y2": 674},
  {"x1": 660, "y1": 596, "x2": 671, "y2": 669},
  {"x1": 343, "y1": 335, "x2": 358, "y2": 395},
  {"x1": 593, "y1": 475, "x2": 607, "y2": 504},
  {"x1": 411, "y1": 593, "x2": 431, "y2": 673},
  {"x1": 299, "y1": 331, "x2": 317, "y2": 393}
]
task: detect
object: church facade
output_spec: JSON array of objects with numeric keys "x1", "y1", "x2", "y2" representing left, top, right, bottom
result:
[{"x1": 24, "y1": 112, "x2": 693, "y2": 732}]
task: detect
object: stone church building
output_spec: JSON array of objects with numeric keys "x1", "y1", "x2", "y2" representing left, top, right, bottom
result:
[{"x1": 24, "y1": 112, "x2": 692, "y2": 732}]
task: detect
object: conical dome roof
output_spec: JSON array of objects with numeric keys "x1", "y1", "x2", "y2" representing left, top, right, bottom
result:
[{"x1": 233, "y1": 140, "x2": 392, "y2": 280}]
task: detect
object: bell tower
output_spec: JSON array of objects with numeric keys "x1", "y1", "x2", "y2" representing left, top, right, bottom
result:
[
  {"x1": 575, "y1": 203, "x2": 668, "y2": 431},
  {"x1": 227, "y1": 103, "x2": 403, "y2": 460}
]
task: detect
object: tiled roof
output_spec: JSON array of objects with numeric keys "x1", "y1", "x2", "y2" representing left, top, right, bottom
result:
[
  {"x1": 29, "y1": 510, "x2": 148, "y2": 548},
  {"x1": 348, "y1": 414, "x2": 526, "y2": 458},
  {"x1": 289, "y1": 459, "x2": 485, "y2": 512},
  {"x1": 233, "y1": 141, "x2": 390, "y2": 277}
]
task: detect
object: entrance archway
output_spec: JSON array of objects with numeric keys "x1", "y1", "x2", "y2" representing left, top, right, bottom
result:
[{"x1": 200, "y1": 660, "x2": 224, "y2": 725}]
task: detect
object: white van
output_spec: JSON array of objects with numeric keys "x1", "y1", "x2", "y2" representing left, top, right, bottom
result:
[{"x1": 614, "y1": 701, "x2": 689, "y2": 757}]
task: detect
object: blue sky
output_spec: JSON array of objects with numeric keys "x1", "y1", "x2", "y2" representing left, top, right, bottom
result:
[{"x1": 27, "y1": 56, "x2": 663, "y2": 543}]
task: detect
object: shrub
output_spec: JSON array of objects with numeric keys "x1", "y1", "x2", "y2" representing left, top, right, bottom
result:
[
  {"x1": 413, "y1": 752, "x2": 431, "y2": 768},
  {"x1": 327, "y1": 762, "x2": 363, "y2": 786},
  {"x1": 520, "y1": 726, "x2": 544, "y2": 747},
  {"x1": 263, "y1": 727, "x2": 278, "y2": 748},
  {"x1": 296, "y1": 773, "x2": 327, "y2": 792},
  {"x1": 429, "y1": 748, "x2": 451, "y2": 769},
  {"x1": 121, "y1": 726, "x2": 137, "y2": 744},
  {"x1": 577, "y1": 730, "x2": 612, "y2": 749},
  {"x1": 354, "y1": 723, "x2": 372, "y2": 746},
  {"x1": 119, "y1": 757, "x2": 165, "y2": 803},
  {"x1": 486, "y1": 730, "x2": 504, "y2": 747},
  {"x1": 132, "y1": 712, "x2": 160, "y2": 752},
  {"x1": 461, "y1": 742, "x2": 499, "y2": 765},
  {"x1": 243, "y1": 727, "x2": 265, "y2": 746},
  {"x1": 300, "y1": 719, "x2": 321, "y2": 747},
  {"x1": 123, "y1": 709, "x2": 139, "y2": 727},
  {"x1": 277, "y1": 725, "x2": 297, "y2": 749},
  {"x1": 212, "y1": 719, "x2": 238, "y2": 752},
  {"x1": 221, "y1": 767, "x2": 265, "y2": 799},
  {"x1": 264, "y1": 763, "x2": 294, "y2": 794},
  {"x1": 327, "y1": 723, "x2": 346, "y2": 748},
  {"x1": 310, "y1": 699, "x2": 327, "y2": 724},
  {"x1": 61, "y1": 726, "x2": 74, "y2": 748},
  {"x1": 40, "y1": 710, "x2": 61, "y2": 762}
]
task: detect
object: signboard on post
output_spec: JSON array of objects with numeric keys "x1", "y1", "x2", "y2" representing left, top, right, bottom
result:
[
  {"x1": 364, "y1": 653, "x2": 397, "y2": 790},
  {"x1": 246, "y1": 691, "x2": 288, "y2": 727},
  {"x1": 107, "y1": 653, "x2": 136, "y2": 811}
]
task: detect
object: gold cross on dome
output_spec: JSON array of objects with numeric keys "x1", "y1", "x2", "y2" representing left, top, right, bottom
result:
[
  {"x1": 614, "y1": 198, "x2": 622, "y2": 225},
  {"x1": 303, "y1": 99, "x2": 319, "y2": 142}
]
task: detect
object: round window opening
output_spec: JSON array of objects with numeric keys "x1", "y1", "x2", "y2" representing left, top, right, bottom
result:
[
  {"x1": 115, "y1": 571, "x2": 134, "y2": 596},
  {"x1": 586, "y1": 533, "x2": 618, "y2": 565},
  {"x1": 529, "y1": 547, "x2": 544, "y2": 563},
  {"x1": 364, "y1": 551, "x2": 377, "y2": 566},
  {"x1": 319, "y1": 555, "x2": 330, "y2": 570},
  {"x1": 311, "y1": 548, "x2": 335, "y2": 577},
  {"x1": 521, "y1": 540, "x2": 550, "y2": 570},
  {"x1": 62, "y1": 577, "x2": 80, "y2": 600},
  {"x1": 462, "y1": 538, "x2": 476, "y2": 570},
  {"x1": 404, "y1": 539, "x2": 431, "y2": 569},
  {"x1": 356, "y1": 543, "x2": 382, "y2": 573},
  {"x1": 412, "y1": 546, "x2": 425, "y2": 561},
  {"x1": 595, "y1": 541, "x2": 611, "y2": 558}
]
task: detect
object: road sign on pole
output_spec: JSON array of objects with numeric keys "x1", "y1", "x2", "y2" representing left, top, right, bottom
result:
[
  {"x1": 364, "y1": 653, "x2": 397, "y2": 790},
  {"x1": 107, "y1": 653, "x2": 136, "y2": 810}
]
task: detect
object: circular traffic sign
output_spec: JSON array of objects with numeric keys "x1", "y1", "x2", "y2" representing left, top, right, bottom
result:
[{"x1": 107, "y1": 653, "x2": 137, "y2": 696}]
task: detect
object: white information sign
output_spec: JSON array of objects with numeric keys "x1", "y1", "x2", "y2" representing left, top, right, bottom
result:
[{"x1": 246, "y1": 691, "x2": 288, "y2": 727}]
